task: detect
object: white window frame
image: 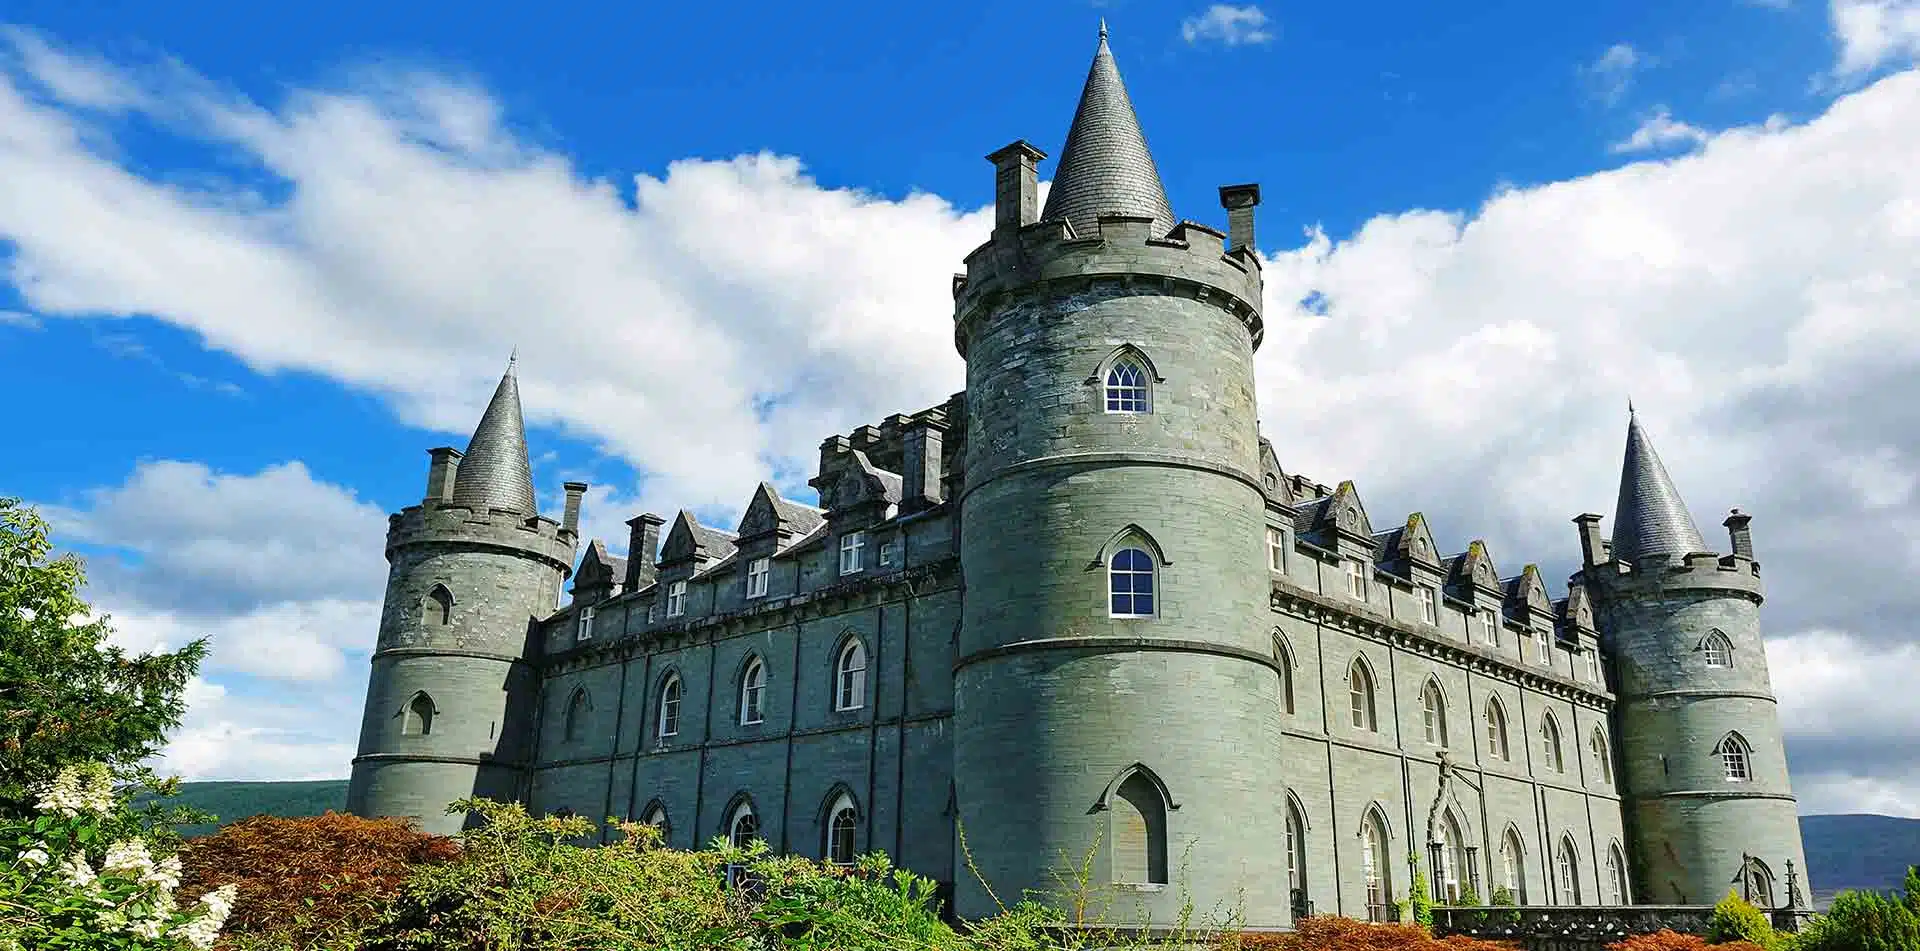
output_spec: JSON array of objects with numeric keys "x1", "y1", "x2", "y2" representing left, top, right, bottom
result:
[
  {"x1": 1267, "y1": 527, "x2": 1287, "y2": 573},
  {"x1": 826, "y1": 794, "x2": 858, "y2": 865},
  {"x1": 1591, "y1": 727, "x2": 1612, "y2": 785},
  {"x1": 577, "y1": 605, "x2": 595, "y2": 641},
  {"x1": 878, "y1": 540, "x2": 898, "y2": 568},
  {"x1": 1703, "y1": 631, "x2": 1734, "y2": 668},
  {"x1": 1104, "y1": 358, "x2": 1151, "y2": 414},
  {"x1": 1416, "y1": 585, "x2": 1437, "y2": 625},
  {"x1": 657, "y1": 675, "x2": 682, "y2": 742},
  {"x1": 745, "y1": 557, "x2": 770, "y2": 599},
  {"x1": 1478, "y1": 608, "x2": 1499, "y2": 645},
  {"x1": 1108, "y1": 546, "x2": 1158, "y2": 619},
  {"x1": 839, "y1": 532, "x2": 865, "y2": 576},
  {"x1": 835, "y1": 640, "x2": 868, "y2": 712},
  {"x1": 1345, "y1": 560, "x2": 1367, "y2": 600},
  {"x1": 1584, "y1": 648, "x2": 1599, "y2": 683},
  {"x1": 1422, "y1": 681, "x2": 1447, "y2": 747},
  {"x1": 1720, "y1": 734, "x2": 1752, "y2": 782},
  {"x1": 1534, "y1": 628, "x2": 1551, "y2": 665},
  {"x1": 1485, "y1": 699, "x2": 1509, "y2": 761},
  {"x1": 647, "y1": 600, "x2": 658, "y2": 624},
  {"x1": 665, "y1": 580, "x2": 687, "y2": 617},
  {"x1": 1541, "y1": 714, "x2": 1564, "y2": 772},
  {"x1": 740, "y1": 657, "x2": 766, "y2": 725}
]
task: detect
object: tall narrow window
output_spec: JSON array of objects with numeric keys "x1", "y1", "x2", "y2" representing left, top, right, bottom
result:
[
  {"x1": 1479, "y1": 608, "x2": 1499, "y2": 645},
  {"x1": 647, "y1": 601, "x2": 659, "y2": 624},
  {"x1": 835, "y1": 640, "x2": 867, "y2": 712},
  {"x1": 564, "y1": 688, "x2": 588, "y2": 742},
  {"x1": 1702, "y1": 631, "x2": 1734, "y2": 668},
  {"x1": 1557, "y1": 837, "x2": 1581, "y2": 904},
  {"x1": 1744, "y1": 859, "x2": 1776, "y2": 908},
  {"x1": 1267, "y1": 527, "x2": 1288, "y2": 573},
  {"x1": 641, "y1": 804, "x2": 671, "y2": 845},
  {"x1": 1718, "y1": 733, "x2": 1752, "y2": 782},
  {"x1": 1277, "y1": 644, "x2": 1296, "y2": 716},
  {"x1": 402, "y1": 692, "x2": 435, "y2": 736},
  {"x1": 1440, "y1": 814, "x2": 1466, "y2": 902},
  {"x1": 1541, "y1": 713, "x2": 1565, "y2": 773},
  {"x1": 1422, "y1": 680, "x2": 1448, "y2": 747},
  {"x1": 878, "y1": 540, "x2": 898, "y2": 568},
  {"x1": 666, "y1": 580, "x2": 687, "y2": 617},
  {"x1": 740, "y1": 657, "x2": 766, "y2": 725},
  {"x1": 726, "y1": 801, "x2": 758, "y2": 886},
  {"x1": 746, "y1": 557, "x2": 770, "y2": 598},
  {"x1": 1500, "y1": 829, "x2": 1528, "y2": 904},
  {"x1": 1584, "y1": 649, "x2": 1600, "y2": 684},
  {"x1": 839, "y1": 532, "x2": 865, "y2": 575},
  {"x1": 1362, "y1": 811, "x2": 1392, "y2": 922},
  {"x1": 657, "y1": 674, "x2": 682, "y2": 741},
  {"x1": 1606, "y1": 844, "x2": 1630, "y2": 905},
  {"x1": 1485, "y1": 698, "x2": 1510, "y2": 762},
  {"x1": 1417, "y1": 585, "x2": 1437, "y2": 625},
  {"x1": 1109, "y1": 547, "x2": 1157, "y2": 618},
  {"x1": 1105, "y1": 359, "x2": 1150, "y2": 414},
  {"x1": 826, "y1": 793, "x2": 858, "y2": 865},
  {"x1": 1348, "y1": 660, "x2": 1378, "y2": 732},
  {"x1": 1590, "y1": 728, "x2": 1613, "y2": 785},
  {"x1": 1345, "y1": 560, "x2": 1368, "y2": 600},
  {"x1": 1286, "y1": 801, "x2": 1308, "y2": 915},
  {"x1": 425, "y1": 584, "x2": 454, "y2": 626},
  {"x1": 1109, "y1": 770, "x2": 1169, "y2": 886},
  {"x1": 1534, "y1": 628, "x2": 1551, "y2": 664}
]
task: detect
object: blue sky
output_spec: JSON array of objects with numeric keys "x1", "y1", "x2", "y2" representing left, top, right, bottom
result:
[{"x1": 3, "y1": 1, "x2": 1919, "y2": 815}]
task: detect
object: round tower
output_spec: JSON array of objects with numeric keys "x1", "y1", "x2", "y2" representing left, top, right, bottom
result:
[
  {"x1": 950, "y1": 29, "x2": 1289, "y2": 927},
  {"x1": 1583, "y1": 410, "x2": 1809, "y2": 908},
  {"x1": 346, "y1": 362, "x2": 579, "y2": 836}
]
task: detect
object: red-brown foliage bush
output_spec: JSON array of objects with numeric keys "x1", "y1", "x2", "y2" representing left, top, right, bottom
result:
[
  {"x1": 1224, "y1": 915, "x2": 1521, "y2": 951},
  {"x1": 1605, "y1": 930, "x2": 1767, "y2": 951},
  {"x1": 177, "y1": 810, "x2": 459, "y2": 946}
]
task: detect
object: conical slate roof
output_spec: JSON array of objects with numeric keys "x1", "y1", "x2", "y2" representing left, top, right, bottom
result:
[
  {"x1": 1039, "y1": 24, "x2": 1176, "y2": 238},
  {"x1": 1609, "y1": 409, "x2": 1709, "y2": 564},
  {"x1": 450, "y1": 359, "x2": 537, "y2": 515}
]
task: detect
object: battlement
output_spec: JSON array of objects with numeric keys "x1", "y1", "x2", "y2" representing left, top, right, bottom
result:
[
  {"x1": 386, "y1": 501, "x2": 577, "y2": 572},
  {"x1": 1585, "y1": 549, "x2": 1763, "y2": 600},
  {"x1": 952, "y1": 214, "x2": 1264, "y2": 357}
]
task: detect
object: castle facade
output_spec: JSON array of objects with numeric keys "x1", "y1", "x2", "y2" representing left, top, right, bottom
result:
[{"x1": 345, "y1": 30, "x2": 1810, "y2": 930}]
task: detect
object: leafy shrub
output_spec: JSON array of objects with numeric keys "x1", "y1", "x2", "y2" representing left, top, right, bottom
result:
[
  {"x1": 1487, "y1": 887, "x2": 1514, "y2": 907},
  {"x1": 1219, "y1": 914, "x2": 1518, "y2": 950},
  {"x1": 1409, "y1": 867, "x2": 1433, "y2": 928},
  {"x1": 1706, "y1": 890, "x2": 1783, "y2": 950},
  {"x1": 176, "y1": 810, "x2": 458, "y2": 949},
  {"x1": 1794, "y1": 888, "x2": 1920, "y2": 951},
  {"x1": 1453, "y1": 884, "x2": 1480, "y2": 907}
]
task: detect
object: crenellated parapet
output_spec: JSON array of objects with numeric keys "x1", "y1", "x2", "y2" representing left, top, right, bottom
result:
[
  {"x1": 386, "y1": 501, "x2": 578, "y2": 575},
  {"x1": 1581, "y1": 547, "x2": 1763, "y2": 604},
  {"x1": 952, "y1": 212, "x2": 1264, "y2": 358}
]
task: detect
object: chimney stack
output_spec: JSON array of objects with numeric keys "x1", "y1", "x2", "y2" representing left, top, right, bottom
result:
[
  {"x1": 1723, "y1": 508, "x2": 1754, "y2": 559},
  {"x1": 1573, "y1": 513, "x2": 1607, "y2": 569},
  {"x1": 1219, "y1": 183, "x2": 1261, "y2": 253},
  {"x1": 624, "y1": 513, "x2": 665, "y2": 591},
  {"x1": 987, "y1": 141, "x2": 1048, "y2": 237},
  {"x1": 901, "y1": 418, "x2": 948, "y2": 513},
  {"x1": 425, "y1": 448, "x2": 462, "y2": 503},
  {"x1": 561, "y1": 482, "x2": 588, "y2": 537}
]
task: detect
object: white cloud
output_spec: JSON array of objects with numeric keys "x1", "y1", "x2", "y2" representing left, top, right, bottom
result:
[
  {"x1": 149, "y1": 677, "x2": 358, "y2": 782},
  {"x1": 1611, "y1": 107, "x2": 1712, "y2": 154},
  {"x1": 1769, "y1": 632, "x2": 1920, "y2": 814},
  {"x1": 1180, "y1": 5, "x2": 1275, "y2": 47},
  {"x1": 0, "y1": 308, "x2": 38, "y2": 328},
  {"x1": 1581, "y1": 43, "x2": 1647, "y2": 106},
  {"x1": 1831, "y1": 0, "x2": 1920, "y2": 77}
]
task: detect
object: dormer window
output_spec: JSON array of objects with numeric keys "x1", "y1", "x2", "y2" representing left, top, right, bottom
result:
[
  {"x1": 576, "y1": 606, "x2": 595, "y2": 642},
  {"x1": 665, "y1": 580, "x2": 687, "y2": 618},
  {"x1": 839, "y1": 532, "x2": 865, "y2": 575},
  {"x1": 1477, "y1": 608, "x2": 1498, "y2": 645},
  {"x1": 1416, "y1": 585, "x2": 1437, "y2": 625},
  {"x1": 647, "y1": 601, "x2": 658, "y2": 624},
  {"x1": 878, "y1": 540, "x2": 898, "y2": 568},
  {"x1": 746, "y1": 557, "x2": 770, "y2": 599},
  {"x1": 1584, "y1": 649, "x2": 1600, "y2": 684},
  {"x1": 1533, "y1": 628, "x2": 1551, "y2": 665},
  {"x1": 1344, "y1": 560, "x2": 1367, "y2": 600},
  {"x1": 1266, "y1": 527, "x2": 1287, "y2": 573},
  {"x1": 1105, "y1": 358, "x2": 1151, "y2": 414}
]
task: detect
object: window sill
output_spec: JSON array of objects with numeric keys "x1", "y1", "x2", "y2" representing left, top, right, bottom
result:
[{"x1": 1112, "y1": 882, "x2": 1167, "y2": 893}]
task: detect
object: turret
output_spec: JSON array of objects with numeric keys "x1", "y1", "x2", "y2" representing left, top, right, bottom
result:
[
  {"x1": 1580, "y1": 409, "x2": 1808, "y2": 908},
  {"x1": 346, "y1": 359, "x2": 579, "y2": 835},
  {"x1": 950, "y1": 26, "x2": 1287, "y2": 927}
]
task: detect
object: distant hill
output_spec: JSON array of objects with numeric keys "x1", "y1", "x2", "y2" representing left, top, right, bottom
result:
[
  {"x1": 140, "y1": 779, "x2": 348, "y2": 838},
  {"x1": 1801, "y1": 813, "x2": 1920, "y2": 904},
  {"x1": 137, "y1": 782, "x2": 1918, "y2": 900}
]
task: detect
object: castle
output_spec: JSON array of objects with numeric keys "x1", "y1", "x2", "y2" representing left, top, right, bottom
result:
[{"x1": 345, "y1": 29, "x2": 1810, "y2": 929}]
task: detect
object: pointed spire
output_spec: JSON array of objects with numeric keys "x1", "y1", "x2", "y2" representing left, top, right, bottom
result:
[
  {"x1": 449, "y1": 358, "x2": 538, "y2": 515},
  {"x1": 1609, "y1": 410, "x2": 1709, "y2": 564},
  {"x1": 1039, "y1": 24, "x2": 1176, "y2": 237}
]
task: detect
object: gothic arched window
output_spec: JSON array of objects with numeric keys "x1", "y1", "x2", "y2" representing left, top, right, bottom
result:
[
  {"x1": 740, "y1": 655, "x2": 767, "y2": 725},
  {"x1": 834, "y1": 639, "x2": 867, "y2": 712},
  {"x1": 1485, "y1": 697, "x2": 1511, "y2": 762},
  {"x1": 1276, "y1": 637, "x2": 1296, "y2": 715},
  {"x1": 725, "y1": 799, "x2": 759, "y2": 886},
  {"x1": 424, "y1": 584, "x2": 453, "y2": 626},
  {"x1": 1104, "y1": 358, "x2": 1151, "y2": 414},
  {"x1": 1421, "y1": 679, "x2": 1448, "y2": 747},
  {"x1": 1717, "y1": 732, "x2": 1753, "y2": 782},
  {"x1": 563, "y1": 687, "x2": 589, "y2": 742},
  {"x1": 1362, "y1": 809, "x2": 1393, "y2": 922},
  {"x1": 1500, "y1": 828, "x2": 1528, "y2": 905},
  {"x1": 1541, "y1": 712, "x2": 1565, "y2": 773},
  {"x1": 1557, "y1": 836, "x2": 1581, "y2": 904},
  {"x1": 657, "y1": 673, "x2": 683, "y2": 742},
  {"x1": 1109, "y1": 768, "x2": 1170, "y2": 886},
  {"x1": 1439, "y1": 812, "x2": 1468, "y2": 902},
  {"x1": 641, "y1": 802, "x2": 671, "y2": 845},
  {"x1": 402, "y1": 692, "x2": 435, "y2": 736},
  {"x1": 1109, "y1": 547, "x2": 1157, "y2": 618},
  {"x1": 825, "y1": 792, "x2": 858, "y2": 865},
  {"x1": 1348, "y1": 659, "x2": 1378, "y2": 732},
  {"x1": 1591, "y1": 727, "x2": 1613, "y2": 785},
  {"x1": 1285, "y1": 798, "x2": 1308, "y2": 913},
  {"x1": 1606, "y1": 843, "x2": 1630, "y2": 905},
  {"x1": 1703, "y1": 630, "x2": 1734, "y2": 668}
]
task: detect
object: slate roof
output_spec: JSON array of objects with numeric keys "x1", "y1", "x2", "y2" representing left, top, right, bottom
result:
[
  {"x1": 450, "y1": 361, "x2": 537, "y2": 515},
  {"x1": 1038, "y1": 25, "x2": 1176, "y2": 238},
  {"x1": 1610, "y1": 410, "x2": 1709, "y2": 563}
]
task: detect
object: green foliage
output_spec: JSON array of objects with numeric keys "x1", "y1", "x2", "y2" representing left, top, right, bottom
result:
[
  {"x1": 1407, "y1": 860, "x2": 1432, "y2": 929},
  {"x1": 133, "y1": 780, "x2": 348, "y2": 839},
  {"x1": 1454, "y1": 882, "x2": 1481, "y2": 907},
  {"x1": 1488, "y1": 885, "x2": 1514, "y2": 907},
  {"x1": 1905, "y1": 864, "x2": 1920, "y2": 914},
  {"x1": 0, "y1": 498, "x2": 209, "y2": 819},
  {"x1": 1706, "y1": 890, "x2": 1781, "y2": 950},
  {"x1": 753, "y1": 852, "x2": 958, "y2": 951},
  {"x1": 1794, "y1": 887, "x2": 1920, "y2": 951}
]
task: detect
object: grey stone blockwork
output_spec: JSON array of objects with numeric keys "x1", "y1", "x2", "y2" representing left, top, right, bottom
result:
[{"x1": 348, "y1": 31, "x2": 1808, "y2": 929}]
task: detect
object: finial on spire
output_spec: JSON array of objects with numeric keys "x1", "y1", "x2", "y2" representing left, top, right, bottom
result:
[
  {"x1": 1627, "y1": 395, "x2": 1635, "y2": 416},
  {"x1": 1099, "y1": 17, "x2": 1107, "y2": 40},
  {"x1": 507, "y1": 347, "x2": 518, "y2": 374}
]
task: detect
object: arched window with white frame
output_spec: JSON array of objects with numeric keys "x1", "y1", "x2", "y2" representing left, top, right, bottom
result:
[
  {"x1": 656, "y1": 673, "x2": 683, "y2": 742},
  {"x1": 640, "y1": 802, "x2": 671, "y2": 846},
  {"x1": 1109, "y1": 546, "x2": 1157, "y2": 618},
  {"x1": 740, "y1": 655, "x2": 767, "y2": 725},
  {"x1": 1717, "y1": 732, "x2": 1753, "y2": 782},
  {"x1": 1499, "y1": 827, "x2": 1528, "y2": 905},
  {"x1": 1361, "y1": 809, "x2": 1393, "y2": 922},
  {"x1": 1438, "y1": 811, "x2": 1468, "y2": 902},
  {"x1": 835, "y1": 638, "x2": 867, "y2": 712},
  {"x1": 1421, "y1": 679, "x2": 1448, "y2": 747},
  {"x1": 1104, "y1": 355, "x2": 1152, "y2": 414},
  {"x1": 1591, "y1": 726, "x2": 1613, "y2": 785},
  {"x1": 1541, "y1": 712, "x2": 1565, "y2": 773},
  {"x1": 1485, "y1": 697, "x2": 1510, "y2": 762},
  {"x1": 1285, "y1": 797, "x2": 1308, "y2": 915},
  {"x1": 825, "y1": 792, "x2": 858, "y2": 865},
  {"x1": 402, "y1": 692, "x2": 436, "y2": 736},
  {"x1": 1556, "y1": 836, "x2": 1581, "y2": 904},
  {"x1": 1702, "y1": 630, "x2": 1734, "y2": 668},
  {"x1": 1606, "y1": 843, "x2": 1630, "y2": 905},
  {"x1": 1348, "y1": 659, "x2": 1378, "y2": 732},
  {"x1": 725, "y1": 798, "x2": 759, "y2": 886}
]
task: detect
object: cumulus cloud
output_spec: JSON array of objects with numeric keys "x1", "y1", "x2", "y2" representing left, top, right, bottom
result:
[
  {"x1": 1610, "y1": 107, "x2": 1712, "y2": 154},
  {"x1": 8, "y1": 31, "x2": 1920, "y2": 811},
  {"x1": 1180, "y1": 5, "x2": 1276, "y2": 47},
  {"x1": 1580, "y1": 43, "x2": 1647, "y2": 106},
  {"x1": 1831, "y1": 0, "x2": 1920, "y2": 77}
]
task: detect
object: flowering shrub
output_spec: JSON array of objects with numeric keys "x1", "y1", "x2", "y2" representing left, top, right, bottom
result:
[
  {"x1": 1, "y1": 763, "x2": 237, "y2": 950},
  {"x1": 1220, "y1": 914, "x2": 1518, "y2": 950}
]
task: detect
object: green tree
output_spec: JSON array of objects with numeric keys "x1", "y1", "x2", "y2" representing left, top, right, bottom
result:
[
  {"x1": 1795, "y1": 888, "x2": 1920, "y2": 951},
  {"x1": 0, "y1": 498, "x2": 208, "y2": 818}
]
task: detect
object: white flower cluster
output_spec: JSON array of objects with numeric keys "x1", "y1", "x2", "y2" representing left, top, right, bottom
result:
[
  {"x1": 31, "y1": 763, "x2": 116, "y2": 818},
  {"x1": 169, "y1": 884, "x2": 238, "y2": 950},
  {"x1": 101, "y1": 839, "x2": 184, "y2": 891}
]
